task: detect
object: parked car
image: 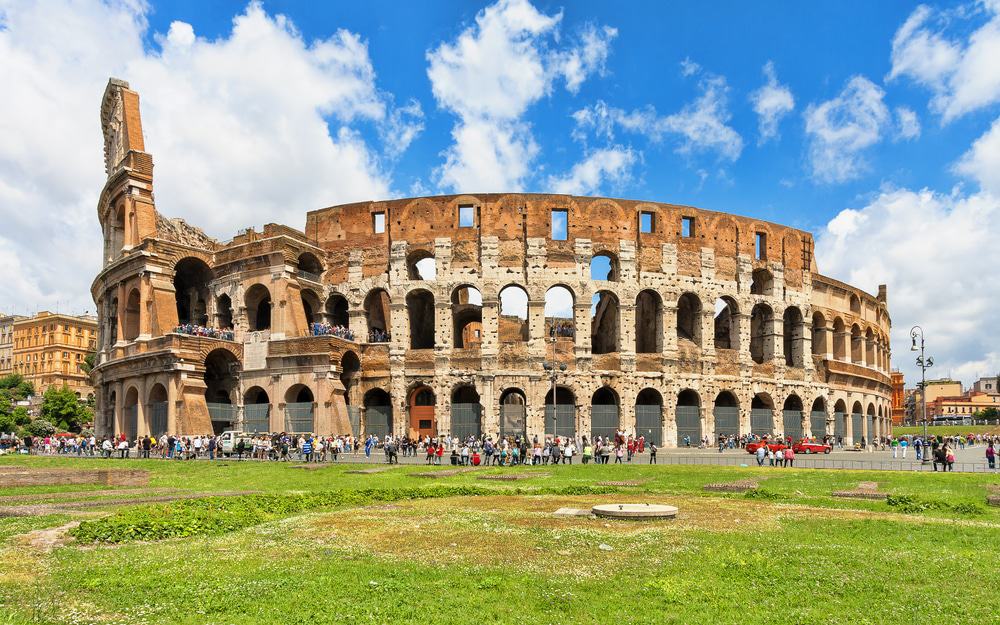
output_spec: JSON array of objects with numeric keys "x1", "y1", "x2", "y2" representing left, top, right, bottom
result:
[
  {"x1": 792, "y1": 440, "x2": 832, "y2": 454},
  {"x1": 745, "y1": 439, "x2": 788, "y2": 454}
]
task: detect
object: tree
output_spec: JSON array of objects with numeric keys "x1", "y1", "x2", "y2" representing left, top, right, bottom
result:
[
  {"x1": 0, "y1": 374, "x2": 35, "y2": 419},
  {"x1": 80, "y1": 351, "x2": 96, "y2": 375},
  {"x1": 24, "y1": 418, "x2": 56, "y2": 437},
  {"x1": 975, "y1": 406, "x2": 1000, "y2": 423},
  {"x1": 39, "y1": 386, "x2": 90, "y2": 432}
]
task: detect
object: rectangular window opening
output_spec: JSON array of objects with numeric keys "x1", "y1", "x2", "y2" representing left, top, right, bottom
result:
[
  {"x1": 640, "y1": 212, "x2": 654, "y2": 234},
  {"x1": 681, "y1": 216, "x2": 695, "y2": 238},
  {"x1": 458, "y1": 205, "x2": 475, "y2": 228},
  {"x1": 372, "y1": 212, "x2": 386, "y2": 234},
  {"x1": 551, "y1": 209, "x2": 568, "y2": 241},
  {"x1": 755, "y1": 232, "x2": 767, "y2": 260}
]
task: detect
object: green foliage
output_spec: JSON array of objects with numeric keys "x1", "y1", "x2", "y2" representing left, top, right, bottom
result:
[
  {"x1": 743, "y1": 488, "x2": 782, "y2": 500},
  {"x1": 974, "y1": 407, "x2": 1000, "y2": 421},
  {"x1": 24, "y1": 418, "x2": 56, "y2": 437},
  {"x1": 39, "y1": 385, "x2": 90, "y2": 432},
  {"x1": 80, "y1": 351, "x2": 96, "y2": 375},
  {"x1": 0, "y1": 374, "x2": 35, "y2": 426},
  {"x1": 886, "y1": 494, "x2": 984, "y2": 515},
  {"x1": 0, "y1": 405, "x2": 28, "y2": 433}
]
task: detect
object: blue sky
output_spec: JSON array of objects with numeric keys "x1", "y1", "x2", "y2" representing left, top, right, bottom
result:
[{"x1": 1, "y1": 0, "x2": 1000, "y2": 385}]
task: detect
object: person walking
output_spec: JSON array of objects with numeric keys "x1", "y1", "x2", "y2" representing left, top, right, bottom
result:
[
  {"x1": 784, "y1": 446, "x2": 794, "y2": 468},
  {"x1": 987, "y1": 442, "x2": 996, "y2": 469},
  {"x1": 649, "y1": 443, "x2": 657, "y2": 464},
  {"x1": 756, "y1": 445, "x2": 766, "y2": 467}
]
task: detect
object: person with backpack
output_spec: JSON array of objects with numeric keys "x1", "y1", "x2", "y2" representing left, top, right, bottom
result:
[{"x1": 649, "y1": 443, "x2": 657, "y2": 464}]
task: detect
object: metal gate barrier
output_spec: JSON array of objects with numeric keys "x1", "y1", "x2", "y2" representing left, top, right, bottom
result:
[
  {"x1": 676, "y1": 405, "x2": 701, "y2": 446},
  {"x1": 750, "y1": 408, "x2": 773, "y2": 436},
  {"x1": 244, "y1": 404, "x2": 270, "y2": 433},
  {"x1": 365, "y1": 405, "x2": 392, "y2": 439},
  {"x1": 347, "y1": 406, "x2": 361, "y2": 437},
  {"x1": 545, "y1": 404, "x2": 575, "y2": 440},
  {"x1": 852, "y1": 413, "x2": 864, "y2": 443},
  {"x1": 635, "y1": 404, "x2": 663, "y2": 446},
  {"x1": 713, "y1": 406, "x2": 739, "y2": 439},
  {"x1": 124, "y1": 405, "x2": 138, "y2": 440},
  {"x1": 500, "y1": 404, "x2": 525, "y2": 439},
  {"x1": 810, "y1": 411, "x2": 827, "y2": 438},
  {"x1": 782, "y1": 410, "x2": 803, "y2": 440},
  {"x1": 285, "y1": 402, "x2": 315, "y2": 433},
  {"x1": 834, "y1": 412, "x2": 846, "y2": 439},
  {"x1": 149, "y1": 402, "x2": 168, "y2": 437},
  {"x1": 451, "y1": 403, "x2": 482, "y2": 441},
  {"x1": 590, "y1": 404, "x2": 619, "y2": 443}
]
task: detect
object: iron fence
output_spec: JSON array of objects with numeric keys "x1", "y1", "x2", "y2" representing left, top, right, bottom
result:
[
  {"x1": 544, "y1": 404, "x2": 575, "y2": 440},
  {"x1": 676, "y1": 405, "x2": 701, "y2": 446},
  {"x1": 451, "y1": 403, "x2": 482, "y2": 440},
  {"x1": 149, "y1": 402, "x2": 168, "y2": 437},
  {"x1": 590, "y1": 404, "x2": 619, "y2": 443},
  {"x1": 751, "y1": 408, "x2": 772, "y2": 435},
  {"x1": 244, "y1": 404, "x2": 270, "y2": 433},
  {"x1": 636, "y1": 404, "x2": 663, "y2": 447},
  {"x1": 285, "y1": 402, "x2": 314, "y2": 433},
  {"x1": 713, "y1": 406, "x2": 739, "y2": 439},
  {"x1": 365, "y1": 405, "x2": 392, "y2": 439}
]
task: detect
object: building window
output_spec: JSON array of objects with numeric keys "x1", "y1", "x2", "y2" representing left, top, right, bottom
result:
[
  {"x1": 458, "y1": 205, "x2": 475, "y2": 228},
  {"x1": 755, "y1": 232, "x2": 767, "y2": 260},
  {"x1": 640, "y1": 212, "x2": 654, "y2": 233},
  {"x1": 551, "y1": 209, "x2": 568, "y2": 241},
  {"x1": 372, "y1": 212, "x2": 386, "y2": 234},
  {"x1": 681, "y1": 216, "x2": 695, "y2": 238}
]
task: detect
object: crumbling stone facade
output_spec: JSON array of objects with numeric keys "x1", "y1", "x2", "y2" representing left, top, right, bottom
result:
[{"x1": 92, "y1": 78, "x2": 892, "y2": 446}]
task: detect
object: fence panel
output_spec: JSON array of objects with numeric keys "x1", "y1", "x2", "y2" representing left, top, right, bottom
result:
[
  {"x1": 810, "y1": 411, "x2": 827, "y2": 438},
  {"x1": 451, "y1": 403, "x2": 482, "y2": 441},
  {"x1": 500, "y1": 405, "x2": 526, "y2": 439},
  {"x1": 834, "y1": 412, "x2": 846, "y2": 439},
  {"x1": 590, "y1": 404, "x2": 619, "y2": 443},
  {"x1": 207, "y1": 403, "x2": 238, "y2": 425},
  {"x1": 751, "y1": 408, "x2": 773, "y2": 436},
  {"x1": 782, "y1": 410, "x2": 803, "y2": 440},
  {"x1": 636, "y1": 404, "x2": 663, "y2": 446},
  {"x1": 852, "y1": 413, "x2": 864, "y2": 442},
  {"x1": 244, "y1": 404, "x2": 270, "y2": 433},
  {"x1": 365, "y1": 405, "x2": 392, "y2": 439},
  {"x1": 713, "y1": 406, "x2": 740, "y2": 439},
  {"x1": 676, "y1": 405, "x2": 701, "y2": 446},
  {"x1": 347, "y1": 406, "x2": 361, "y2": 437},
  {"x1": 286, "y1": 402, "x2": 315, "y2": 433},
  {"x1": 544, "y1": 404, "x2": 575, "y2": 440},
  {"x1": 124, "y1": 405, "x2": 138, "y2": 440},
  {"x1": 149, "y1": 402, "x2": 168, "y2": 437}
]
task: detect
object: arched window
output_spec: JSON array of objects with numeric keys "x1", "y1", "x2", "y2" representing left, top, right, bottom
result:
[
  {"x1": 364, "y1": 289, "x2": 391, "y2": 342},
  {"x1": 750, "y1": 303, "x2": 774, "y2": 364},
  {"x1": 676, "y1": 293, "x2": 703, "y2": 347},
  {"x1": 810, "y1": 397, "x2": 827, "y2": 439},
  {"x1": 589, "y1": 251, "x2": 619, "y2": 281},
  {"x1": 451, "y1": 286, "x2": 482, "y2": 349},
  {"x1": 713, "y1": 391, "x2": 740, "y2": 439},
  {"x1": 407, "y1": 250, "x2": 435, "y2": 280},
  {"x1": 499, "y1": 388, "x2": 527, "y2": 438},
  {"x1": 364, "y1": 389, "x2": 393, "y2": 439},
  {"x1": 635, "y1": 290, "x2": 662, "y2": 354},
  {"x1": 544, "y1": 386, "x2": 576, "y2": 439},
  {"x1": 590, "y1": 386, "x2": 620, "y2": 442},
  {"x1": 750, "y1": 269, "x2": 773, "y2": 296},
  {"x1": 591, "y1": 290, "x2": 620, "y2": 354},
  {"x1": 832, "y1": 317, "x2": 846, "y2": 360},
  {"x1": 865, "y1": 327, "x2": 875, "y2": 366},
  {"x1": 124, "y1": 288, "x2": 140, "y2": 341},
  {"x1": 245, "y1": 284, "x2": 272, "y2": 331},
  {"x1": 783, "y1": 306, "x2": 804, "y2": 367},
  {"x1": 751, "y1": 393, "x2": 774, "y2": 436},
  {"x1": 325, "y1": 293, "x2": 349, "y2": 327},
  {"x1": 301, "y1": 289, "x2": 321, "y2": 327},
  {"x1": 811, "y1": 311, "x2": 827, "y2": 356},
  {"x1": 407, "y1": 290, "x2": 435, "y2": 349},
  {"x1": 849, "y1": 294, "x2": 861, "y2": 315},
  {"x1": 297, "y1": 252, "x2": 323, "y2": 281},
  {"x1": 635, "y1": 388, "x2": 663, "y2": 446},
  {"x1": 782, "y1": 395, "x2": 803, "y2": 440},
  {"x1": 173, "y1": 258, "x2": 213, "y2": 326},
  {"x1": 244, "y1": 387, "x2": 270, "y2": 433},
  {"x1": 545, "y1": 286, "x2": 575, "y2": 339},
  {"x1": 850, "y1": 324, "x2": 863, "y2": 364},
  {"x1": 340, "y1": 351, "x2": 360, "y2": 406},
  {"x1": 147, "y1": 384, "x2": 168, "y2": 437},
  {"x1": 499, "y1": 285, "x2": 529, "y2": 342},
  {"x1": 285, "y1": 385, "x2": 315, "y2": 433},
  {"x1": 713, "y1": 297, "x2": 739, "y2": 350},
  {"x1": 676, "y1": 389, "x2": 701, "y2": 447},
  {"x1": 123, "y1": 387, "x2": 139, "y2": 440},
  {"x1": 216, "y1": 295, "x2": 233, "y2": 330},
  {"x1": 409, "y1": 385, "x2": 436, "y2": 438}
]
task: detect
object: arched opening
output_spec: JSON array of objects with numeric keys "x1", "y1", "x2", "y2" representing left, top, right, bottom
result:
[
  {"x1": 750, "y1": 304, "x2": 774, "y2": 364},
  {"x1": 364, "y1": 289, "x2": 391, "y2": 342},
  {"x1": 124, "y1": 288, "x2": 140, "y2": 341},
  {"x1": 635, "y1": 388, "x2": 663, "y2": 446},
  {"x1": 713, "y1": 391, "x2": 740, "y2": 439},
  {"x1": 867, "y1": 402, "x2": 876, "y2": 440},
  {"x1": 407, "y1": 250, "x2": 436, "y2": 280},
  {"x1": 363, "y1": 388, "x2": 392, "y2": 439},
  {"x1": 147, "y1": 383, "x2": 168, "y2": 437},
  {"x1": 204, "y1": 348, "x2": 239, "y2": 434},
  {"x1": 243, "y1": 387, "x2": 270, "y2": 433},
  {"x1": 245, "y1": 284, "x2": 272, "y2": 331},
  {"x1": 849, "y1": 293, "x2": 861, "y2": 315},
  {"x1": 451, "y1": 385, "x2": 482, "y2": 440},
  {"x1": 106, "y1": 390, "x2": 117, "y2": 433},
  {"x1": 811, "y1": 312, "x2": 827, "y2": 356},
  {"x1": 499, "y1": 388, "x2": 527, "y2": 438},
  {"x1": 108, "y1": 297, "x2": 119, "y2": 345},
  {"x1": 635, "y1": 290, "x2": 662, "y2": 353},
  {"x1": 676, "y1": 389, "x2": 701, "y2": 446},
  {"x1": 110, "y1": 205, "x2": 125, "y2": 259},
  {"x1": 850, "y1": 324, "x2": 863, "y2": 364},
  {"x1": 834, "y1": 399, "x2": 848, "y2": 440},
  {"x1": 590, "y1": 290, "x2": 620, "y2": 354},
  {"x1": 750, "y1": 268, "x2": 773, "y2": 296},
  {"x1": 676, "y1": 293, "x2": 703, "y2": 347},
  {"x1": 296, "y1": 252, "x2": 323, "y2": 281},
  {"x1": 409, "y1": 385, "x2": 436, "y2": 439},
  {"x1": 810, "y1": 397, "x2": 827, "y2": 438},
  {"x1": 851, "y1": 400, "x2": 864, "y2": 443},
  {"x1": 589, "y1": 251, "x2": 619, "y2": 281},
  {"x1": 751, "y1": 393, "x2": 774, "y2": 436},
  {"x1": 590, "y1": 386, "x2": 620, "y2": 442},
  {"x1": 325, "y1": 293, "x2": 350, "y2": 327},
  {"x1": 782, "y1": 395, "x2": 803, "y2": 440},
  {"x1": 545, "y1": 285, "x2": 575, "y2": 340},
  {"x1": 173, "y1": 258, "x2": 212, "y2": 326},
  {"x1": 713, "y1": 297, "x2": 739, "y2": 350},
  {"x1": 285, "y1": 385, "x2": 315, "y2": 433},
  {"x1": 832, "y1": 317, "x2": 846, "y2": 360},
  {"x1": 498, "y1": 285, "x2": 529, "y2": 342},
  {"x1": 865, "y1": 327, "x2": 875, "y2": 366},
  {"x1": 216, "y1": 295, "x2": 234, "y2": 330},
  {"x1": 407, "y1": 290, "x2": 435, "y2": 349},
  {"x1": 452, "y1": 285, "x2": 483, "y2": 349},
  {"x1": 301, "y1": 289, "x2": 322, "y2": 328},
  {"x1": 123, "y1": 386, "x2": 139, "y2": 441},
  {"x1": 783, "y1": 306, "x2": 804, "y2": 367},
  {"x1": 544, "y1": 386, "x2": 576, "y2": 440},
  {"x1": 340, "y1": 351, "x2": 361, "y2": 406}
]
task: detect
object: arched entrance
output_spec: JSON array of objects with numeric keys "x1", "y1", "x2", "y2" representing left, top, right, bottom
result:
[
  {"x1": 174, "y1": 257, "x2": 212, "y2": 326},
  {"x1": 713, "y1": 391, "x2": 740, "y2": 440},
  {"x1": 285, "y1": 385, "x2": 315, "y2": 433},
  {"x1": 245, "y1": 284, "x2": 272, "y2": 331},
  {"x1": 810, "y1": 397, "x2": 827, "y2": 439},
  {"x1": 364, "y1": 289, "x2": 391, "y2": 343},
  {"x1": 676, "y1": 389, "x2": 701, "y2": 446},
  {"x1": 147, "y1": 384, "x2": 168, "y2": 437},
  {"x1": 782, "y1": 395, "x2": 803, "y2": 440},
  {"x1": 409, "y1": 385, "x2": 436, "y2": 439},
  {"x1": 244, "y1": 387, "x2": 270, "y2": 433},
  {"x1": 407, "y1": 290, "x2": 435, "y2": 349},
  {"x1": 341, "y1": 351, "x2": 361, "y2": 436},
  {"x1": 851, "y1": 401, "x2": 864, "y2": 444},
  {"x1": 363, "y1": 389, "x2": 392, "y2": 439},
  {"x1": 833, "y1": 399, "x2": 847, "y2": 441},
  {"x1": 635, "y1": 388, "x2": 663, "y2": 446},
  {"x1": 123, "y1": 387, "x2": 139, "y2": 440},
  {"x1": 452, "y1": 286, "x2": 483, "y2": 349},
  {"x1": 751, "y1": 393, "x2": 774, "y2": 436},
  {"x1": 590, "y1": 386, "x2": 620, "y2": 443},
  {"x1": 544, "y1": 386, "x2": 575, "y2": 440},
  {"x1": 635, "y1": 290, "x2": 662, "y2": 354},
  {"x1": 204, "y1": 349, "x2": 239, "y2": 434},
  {"x1": 451, "y1": 385, "x2": 482, "y2": 440},
  {"x1": 499, "y1": 388, "x2": 527, "y2": 439}
]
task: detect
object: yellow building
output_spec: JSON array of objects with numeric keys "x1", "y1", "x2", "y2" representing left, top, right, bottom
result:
[
  {"x1": 0, "y1": 314, "x2": 25, "y2": 376},
  {"x1": 928, "y1": 391, "x2": 1000, "y2": 419},
  {"x1": 12, "y1": 312, "x2": 98, "y2": 399},
  {"x1": 913, "y1": 379, "x2": 963, "y2": 423}
]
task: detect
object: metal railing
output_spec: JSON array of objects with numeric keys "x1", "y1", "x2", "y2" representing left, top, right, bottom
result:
[
  {"x1": 207, "y1": 402, "x2": 238, "y2": 424},
  {"x1": 244, "y1": 404, "x2": 270, "y2": 433},
  {"x1": 285, "y1": 402, "x2": 314, "y2": 433},
  {"x1": 636, "y1": 405, "x2": 663, "y2": 447},
  {"x1": 149, "y1": 402, "x2": 168, "y2": 437},
  {"x1": 656, "y1": 453, "x2": 997, "y2": 473},
  {"x1": 590, "y1": 404, "x2": 619, "y2": 443},
  {"x1": 544, "y1": 405, "x2": 575, "y2": 439},
  {"x1": 297, "y1": 269, "x2": 322, "y2": 283},
  {"x1": 451, "y1": 403, "x2": 482, "y2": 440}
]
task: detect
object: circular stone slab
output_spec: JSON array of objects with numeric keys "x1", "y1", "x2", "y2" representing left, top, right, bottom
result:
[{"x1": 591, "y1": 503, "x2": 678, "y2": 520}]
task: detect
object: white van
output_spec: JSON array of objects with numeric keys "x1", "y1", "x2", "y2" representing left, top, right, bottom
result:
[{"x1": 219, "y1": 430, "x2": 254, "y2": 456}]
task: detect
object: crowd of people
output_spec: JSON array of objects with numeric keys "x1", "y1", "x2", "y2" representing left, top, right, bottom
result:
[
  {"x1": 173, "y1": 324, "x2": 235, "y2": 341},
  {"x1": 310, "y1": 323, "x2": 355, "y2": 340},
  {"x1": 548, "y1": 322, "x2": 575, "y2": 338},
  {"x1": 367, "y1": 328, "x2": 390, "y2": 343}
]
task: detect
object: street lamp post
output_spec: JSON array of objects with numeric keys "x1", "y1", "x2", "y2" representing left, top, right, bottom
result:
[
  {"x1": 910, "y1": 326, "x2": 933, "y2": 460},
  {"x1": 543, "y1": 336, "x2": 567, "y2": 441}
]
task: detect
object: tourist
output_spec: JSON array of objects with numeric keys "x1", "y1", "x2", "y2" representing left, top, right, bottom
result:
[
  {"x1": 756, "y1": 445, "x2": 766, "y2": 467},
  {"x1": 648, "y1": 443, "x2": 657, "y2": 464},
  {"x1": 582, "y1": 442, "x2": 593, "y2": 464},
  {"x1": 784, "y1": 446, "x2": 794, "y2": 468},
  {"x1": 775, "y1": 448, "x2": 784, "y2": 467}
]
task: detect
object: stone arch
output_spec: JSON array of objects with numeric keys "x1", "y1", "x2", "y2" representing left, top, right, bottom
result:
[
  {"x1": 285, "y1": 384, "x2": 315, "y2": 433},
  {"x1": 782, "y1": 394, "x2": 804, "y2": 440},
  {"x1": 123, "y1": 386, "x2": 139, "y2": 440},
  {"x1": 499, "y1": 387, "x2": 527, "y2": 438},
  {"x1": 713, "y1": 296, "x2": 739, "y2": 350},
  {"x1": 216, "y1": 294, "x2": 233, "y2": 330},
  {"x1": 452, "y1": 285, "x2": 483, "y2": 349},
  {"x1": 296, "y1": 252, "x2": 323, "y2": 278},
  {"x1": 812, "y1": 311, "x2": 827, "y2": 355},
  {"x1": 676, "y1": 389, "x2": 701, "y2": 446},
  {"x1": 850, "y1": 293, "x2": 861, "y2": 315},
  {"x1": 340, "y1": 350, "x2": 361, "y2": 406},
  {"x1": 451, "y1": 384, "x2": 482, "y2": 440},
  {"x1": 498, "y1": 284, "x2": 529, "y2": 342},
  {"x1": 245, "y1": 284, "x2": 272, "y2": 331},
  {"x1": 590, "y1": 290, "x2": 620, "y2": 354},
  {"x1": 750, "y1": 303, "x2": 774, "y2": 364},
  {"x1": 832, "y1": 317, "x2": 846, "y2": 360},
  {"x1": 124, "y1": 288, "x2": 140, "y2": 341},
  {"x1": 810, "y1": 396, "x2": 828, "y2": 439},
  {"x1": 174, "y1": 257, "x2": 213, "y2": 326},
  {"x1": 325, "y1": 293, "x2": 349, "y2": 327},
  {"x1": 635, "y1": 289, "x2": 662, "y2": 353},
  {"x1": 147, "y1": 383, "x2": 168, "y2": 436},
  {"x1": 363, "y1": 388, "x2": 392, "y2": 439},
  {"x1": 590, "y1": 250, "x2": 619, "y2": 281},
  {"x1": 364, "y1": 288, "x2": 391, "y2": 342},
  {"x1": 865, "y1": 327, "x2": 875, "y2": 366},
  {"x1": 407, "y1": 249, "x2": 436, "y2": 280},
  {"x1": 406, "y1": 289, "x2": 435, "y2": 349},
  {"x1": 677, "y1": 292, "x2": 703, "y2": 347},
  {"x1": 635, "y1": 388, "x2": 664, "y2": 446},
  {"x1": 783, "y1": 306, "x2": 804, "y2": 367},
  {"x1": 300, "y1": 289, "x2": 322, "y2": 327},
  {"x1": 751, "y1": 392, "x2": 774, "y2": 436},
  {"x1": 408, "y1": 384, "x2": 437, "y2": 439},
  {"x1": 544, "y1": 385, "x2": 576, "y2": 439},
  {"x1": 713, "y1": 390, "x2": 740, "y2": 439},
  {"x1": 590, "y1": 386, "x2": 620, "y2": 442},
  {"x1": 204, "y1": 348, "x2": 239, "y2": 405},
  {"x1": 750, "y1": 268, "x2": 773, "y2": 296},
  {"x1": 850, "y1": 323, "x2": 863, "y2": 364},
  {"x1": 545, "y1": 285, "x2": 576, "y2": 338}
]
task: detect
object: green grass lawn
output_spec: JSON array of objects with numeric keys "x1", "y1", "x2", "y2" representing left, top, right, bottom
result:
[
  {"x1": 1, "y1": 456, "x2": 998, "y2": 624},
  {"x1": 893, "y1": 424, "x2": 1000, "y2": 436}
]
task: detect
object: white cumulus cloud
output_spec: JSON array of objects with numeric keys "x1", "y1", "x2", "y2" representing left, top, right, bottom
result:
[
  {"x1": 894, "y1": 106, "x2": 922, "y2": 140},
  {"x1": 547, "y1": 147, "x2": 636, "y2": 195},
  {"x1": 804, "y1": 75, "x2": 890, "y2": 183},
  {"x1": 750, "y1": 61, "x2": 795, "y2": 143}
]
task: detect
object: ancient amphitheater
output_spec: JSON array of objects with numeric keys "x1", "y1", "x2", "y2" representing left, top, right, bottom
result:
[{"x1": 91, "y1": 79, "x2": 893, "y2": 447}]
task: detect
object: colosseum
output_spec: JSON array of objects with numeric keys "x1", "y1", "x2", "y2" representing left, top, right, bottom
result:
[{"x1": 91, "y1": 78, "x2": 893, "y2": 447}]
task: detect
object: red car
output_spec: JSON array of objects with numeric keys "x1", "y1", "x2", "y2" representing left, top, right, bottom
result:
[
  {"x1": 792, "y1": 440, "x2": 832, "y2": 454},
  {"x1": 745, "y1": 440, "x2": 788, "y2": 454}
]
